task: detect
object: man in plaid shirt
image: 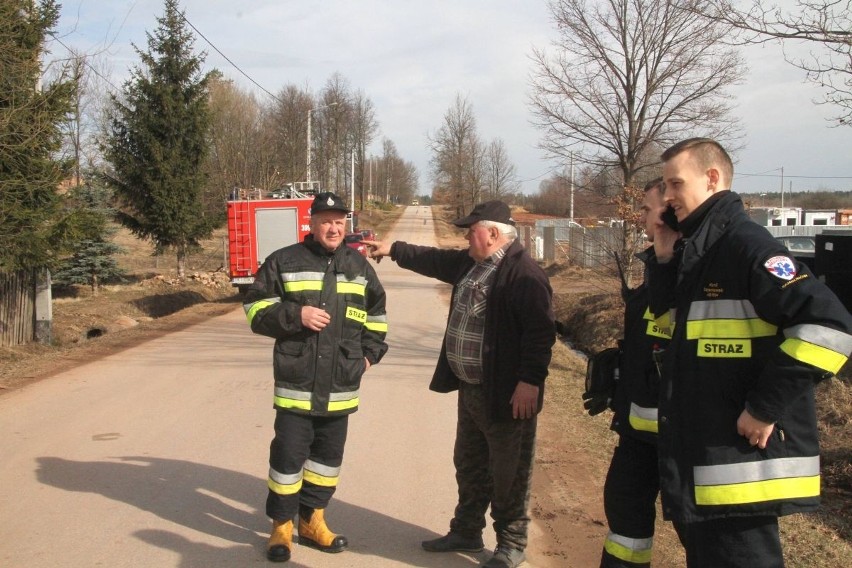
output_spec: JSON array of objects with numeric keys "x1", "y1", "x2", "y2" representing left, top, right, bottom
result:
[{"x1": 366, "y1": 201, "x2": 555, "y2": 568}]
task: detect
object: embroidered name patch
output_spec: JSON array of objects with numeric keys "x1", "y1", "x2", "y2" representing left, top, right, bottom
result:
[{"x1": 764, "y1": 256, "x2": 797, "y2": 281}]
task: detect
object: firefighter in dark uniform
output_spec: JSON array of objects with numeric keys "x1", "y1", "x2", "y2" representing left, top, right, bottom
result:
[
  {"x1": 243, "y1": 192, "x2": 389, "y2": 563},
  {"x1": 596, "y1": 179, "x2": 672, "y2": 567},
  {"x1": 648, "y1": 138, "x2": 852, "y2": 567}
]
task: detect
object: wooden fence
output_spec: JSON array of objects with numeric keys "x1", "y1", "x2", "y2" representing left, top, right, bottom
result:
[{"x1": 0, "y1": 270, "x2": 35, "y2": 347}]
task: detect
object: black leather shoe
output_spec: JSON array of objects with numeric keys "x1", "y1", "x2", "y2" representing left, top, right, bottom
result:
[
  {"x1": 422, "y1": 532, "x2": 484, "y2": 553},
  {"x1": 482, "y1": 545, "x2": 526, "y2": 567}
]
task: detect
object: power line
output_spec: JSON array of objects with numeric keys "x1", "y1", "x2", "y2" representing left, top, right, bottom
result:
[
  {"x1": 177, "y1": 11, "x2": 281, "y2": 103},
  {"x1": 738, "y1": 172, "x2": 852, "y2": 180}
]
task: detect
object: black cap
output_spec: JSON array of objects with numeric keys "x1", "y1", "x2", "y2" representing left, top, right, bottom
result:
[
  {"x1": 451, "y1": 200, "x2": 515, "y2": 228},
  {"x1": 310, "y1": 192, "x2": 350, "y2": 214}
]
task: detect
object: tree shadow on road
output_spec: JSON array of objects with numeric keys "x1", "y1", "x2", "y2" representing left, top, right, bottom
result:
[{"x1": 36, "y1": 455, "x2": 484, "y2": 567}]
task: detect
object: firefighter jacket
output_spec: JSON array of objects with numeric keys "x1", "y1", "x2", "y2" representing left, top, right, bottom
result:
[
  {"x1": 390, "y1": 239, "x2": 555, "y2": 421},
  {"x1": 647, "y1": 191, "x2": 852, "y2": 523},
  {"x1": 243, "y1": 235, "x2": 389, "y2": 416},
  {"x1": 610, "y1": 250, "x2": 670, "y2": 444}
]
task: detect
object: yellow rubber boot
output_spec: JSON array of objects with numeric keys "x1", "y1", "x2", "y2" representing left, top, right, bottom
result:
[
  {"x1": 266, "y1": 519, "x2": 293, "y2": 563},
  {"x1": 298, "y1": 507, "x2": 348, "y2": 553}
]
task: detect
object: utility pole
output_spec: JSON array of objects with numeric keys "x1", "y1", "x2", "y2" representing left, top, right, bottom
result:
[{"x1": 569, "y1": 151, "x2": 575, "y2": 221}]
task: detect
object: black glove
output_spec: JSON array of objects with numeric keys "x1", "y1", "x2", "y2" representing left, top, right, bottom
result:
[
  {"x1": 583, "y1": 346, "x2": 620, "y2": 417},
  {"x1": 582, "y1": 390, "x2": 611, "y2": 416}
]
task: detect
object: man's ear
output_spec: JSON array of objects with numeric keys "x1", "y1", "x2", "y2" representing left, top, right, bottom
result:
[{"x1": 707, "y1": 167, "x2": 721, "y2": 191}]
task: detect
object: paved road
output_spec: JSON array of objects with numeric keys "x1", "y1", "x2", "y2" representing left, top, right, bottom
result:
[{"x1": 0, "y1": 206, "x2": 552, "y2": 567}]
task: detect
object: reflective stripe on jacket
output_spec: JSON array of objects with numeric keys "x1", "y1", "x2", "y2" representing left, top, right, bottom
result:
[{"x1": 243, "y1": 236, "x2": 388, "y2": 416}]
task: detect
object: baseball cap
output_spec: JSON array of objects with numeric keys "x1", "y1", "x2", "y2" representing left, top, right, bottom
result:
[
  {"x1": 310, "y1": 192, "x2": 350, "y2": 214},
  {"x1": 451, "y1": 200, "x2": 515, "y2": 228}
]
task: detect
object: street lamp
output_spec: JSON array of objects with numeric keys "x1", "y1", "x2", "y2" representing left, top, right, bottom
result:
[{"x1": 306, "y1": 102, "x2": 338, "y2": 188}]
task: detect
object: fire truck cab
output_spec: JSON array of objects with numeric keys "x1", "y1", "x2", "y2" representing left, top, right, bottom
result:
[{"x1": 226, "y1": 184, "x2": 316, "y2": 291}]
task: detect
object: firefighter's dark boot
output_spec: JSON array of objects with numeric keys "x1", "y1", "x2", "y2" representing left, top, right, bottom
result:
[
  {"x1": 266, "y1": 519, "x2": 293, "y2": 563},
  {"x1": 298, "y1": 506, "x2": 348, "y2": 553}
]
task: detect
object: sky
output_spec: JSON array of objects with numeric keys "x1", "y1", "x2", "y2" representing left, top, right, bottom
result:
[{"x1": 54, "y1": 0, "x2": 851, "y2": 197}]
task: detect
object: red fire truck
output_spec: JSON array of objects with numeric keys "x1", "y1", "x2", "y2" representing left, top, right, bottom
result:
[{"x1": 226, "y1": 188, "x2": 314, "y2": 291}]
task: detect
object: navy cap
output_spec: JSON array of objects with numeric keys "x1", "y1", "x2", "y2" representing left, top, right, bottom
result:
[
  {"x1": 310, "y1": 192, "x2": 349, "y2": 214},
  {"x1": 452, "y1": 200, "x2": 515, "y2": 228}
]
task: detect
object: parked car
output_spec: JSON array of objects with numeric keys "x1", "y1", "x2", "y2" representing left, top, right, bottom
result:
[
  {"x1": 360, "y1": 228, "x2": 377, "y2": 241},
  {"x1": 776, "y1": 235, "x2": 816, "y2": 272},
  {"x1": 344, "y1": 233, "x2": 369, "y2": 257},
  {"x1": 776, "y1": 235, "x2": 815, "y2": 254}
]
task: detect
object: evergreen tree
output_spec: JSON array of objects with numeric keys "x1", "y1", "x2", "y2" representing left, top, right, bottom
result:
[
  {"x1": 0, "y1": 0, "x2": 76, "y2": 272},
  {"x1": 103, "y1": 0, "x2": 213, "y2": 277},
  {"x1": 53, "y1": 182, "x2": 126, "y2": 296}
]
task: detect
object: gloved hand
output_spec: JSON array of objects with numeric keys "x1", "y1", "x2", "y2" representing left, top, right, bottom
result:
[{"x1": 582, "y1": 390, "x2": 611, "y2": 416}]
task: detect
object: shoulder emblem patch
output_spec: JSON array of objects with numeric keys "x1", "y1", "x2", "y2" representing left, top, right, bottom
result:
[{"x1": 764, "y1": 256, "x2": 797, "y2": 281}]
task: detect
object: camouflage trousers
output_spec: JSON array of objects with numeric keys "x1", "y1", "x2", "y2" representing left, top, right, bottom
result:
[{"x1": 449, "y1": 381, "x2": 538, "y2": 550}]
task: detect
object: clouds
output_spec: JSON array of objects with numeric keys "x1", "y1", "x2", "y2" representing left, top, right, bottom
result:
[{"x1": 56, "y1": 0, "x2": 849, "y2": 195}]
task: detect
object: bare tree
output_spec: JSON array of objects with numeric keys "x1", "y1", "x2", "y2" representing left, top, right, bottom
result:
[
  {"x1": 46, "y1": 48, "x2": 113, "y2": 184},
  {"x1": 316, "y1": 74, "x2": 353, "y2": 193},
  {"x1": 205, "y1": 75, "x2": 263, "y2": 201},
  {"x1": 428, "y1": 94, "x2": 483, "y2": 216},
  {"x1": 529, "y1": 0, "x2": 747, "y2": 190},
  {"x1": 264, "y1": 84, "x2": 313, "y2": 185},
  {"x1": 483, "y1": 138, "x2": 519, "y2": 199},
  {"x1": 698, "y1": 0, "x2": 852, "y2": 126},
  {"x1": 350, "y1": 89, "x2": 379, "y2": 210}
]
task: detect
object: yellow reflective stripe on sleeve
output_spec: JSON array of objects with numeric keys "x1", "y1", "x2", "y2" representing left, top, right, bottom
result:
[
  {"x1": 697, "y1": 339, "x2": 751, "y2": 358},
  {"x1": 785, "y1": 324, "x2": 852, "y2": 354},
  {"x1": 780, "y1": 337, "x2": 848, "y2": 375},
  {"x1": 303, "y1": 459, "x2": 340, "y2": 487},
  {"x1": 244, "y1": 298, "x2": 278, "y2": 323},
  {"x1": 604, "y1": 532, "x2": 653, "y2": 564},
  {"x1": 268, "y1": 468, "x2": 303, "y2": 495},
  {"x1": 628, "y1": 403, "x2": 659, "y2": 434},
  {"x1": 365, "y1": 314, "x2": 388, "y2": 333},
  {"x1": 693, "y1": 456, "x2": 821, "y2": 505},
  {"x1": 346, "y1": 306, "x2": 367, "y2": 324}
]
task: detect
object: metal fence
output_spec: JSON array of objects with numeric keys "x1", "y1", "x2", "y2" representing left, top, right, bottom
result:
[
  {"x1": 530, "y1": 218, "x2": 626, "y2": 268},
  {"x1": 528, "y1": 219, "x2": 852, "y2": 268}
]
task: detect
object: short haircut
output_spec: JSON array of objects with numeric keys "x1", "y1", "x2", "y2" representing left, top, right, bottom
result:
[
  {"x1": 479, "y1": 219, "x2": 518, "y2": 240},
  {"x1": 661, "y1": 138, "x2": 733, "y2": 187},
  {"x1": 643, "y1": 177, "x2": 664, "y2": 194}
]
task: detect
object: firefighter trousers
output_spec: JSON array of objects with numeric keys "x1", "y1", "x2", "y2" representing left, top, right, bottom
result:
[
  {"x1": 600, "y1": 434, "x2": 659, "y2": 568},
  {"x1": 673, "y1": 515, "x2": 783, "y2": 568},
  {"x1": 266, "y1": 410, "x2": 349, "y2": 521},
  {"x1": 449, "y1": 381, "x2": 537, "y2": 551}
]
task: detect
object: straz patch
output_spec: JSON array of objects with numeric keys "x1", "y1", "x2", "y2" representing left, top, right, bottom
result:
[
  {"x1": 345, "y1": 306, "x2": 367, "y2": 324},
  {"x1": 764, "y1": 256, "x2": 797, "y2": 281},
  {"x1": 698, "y1": 339, "x2": 751, "y2": 358}
]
